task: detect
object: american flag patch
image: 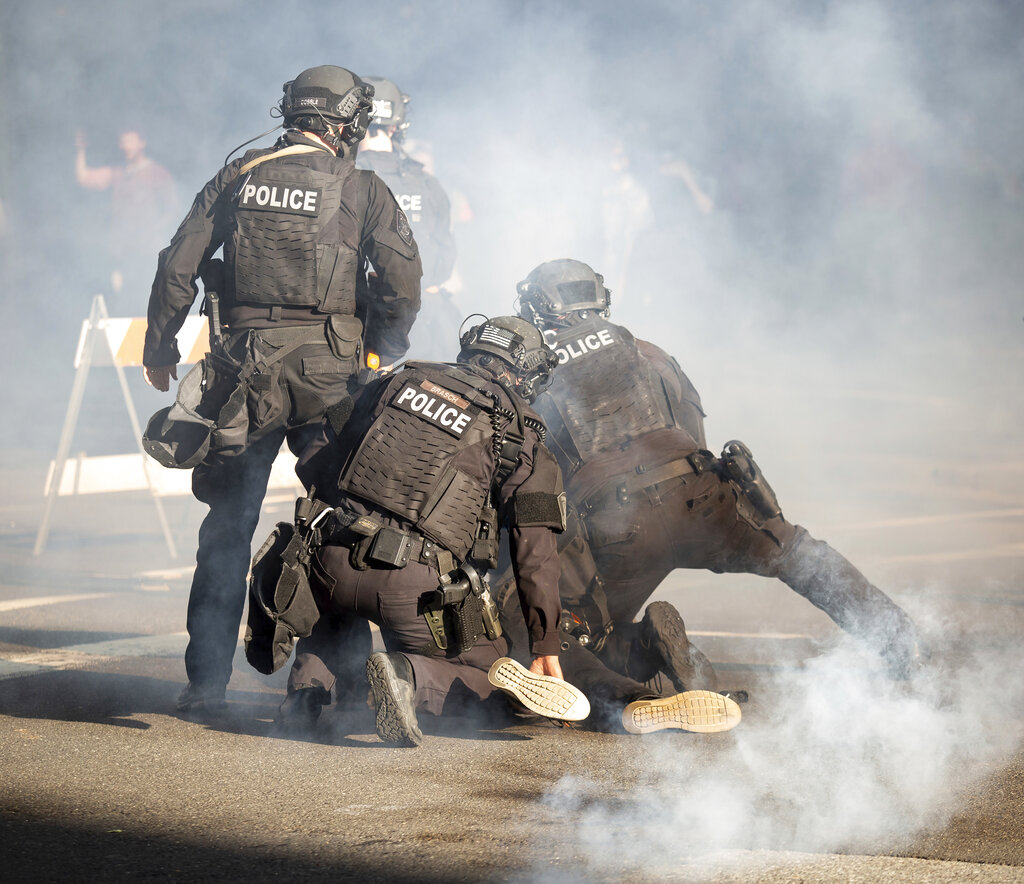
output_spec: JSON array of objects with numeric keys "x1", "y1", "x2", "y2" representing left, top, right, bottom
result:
[{"x1": 479, "y1": 325, "x2": 516, "y2": 349}]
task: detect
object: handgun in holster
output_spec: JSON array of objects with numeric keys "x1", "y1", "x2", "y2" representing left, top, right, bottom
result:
[
  {"x1": 422, "y1": 562, "x2": 502, "y2": 655},
  {"x1": 717, "y1": 440, "x2": 783, "y2": 521}
]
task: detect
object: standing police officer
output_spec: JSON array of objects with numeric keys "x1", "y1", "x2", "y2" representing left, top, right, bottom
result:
[
  {"x1": 356, "y1": 77, "x2": 461, "y2": 361},
  {"x1": 506, "y1": 258, "x2": 921, "y2": 732},
  {"x1": 275, "y1": 316, "x2": 587, "y2": 746},
  {"x1": 142, "y1": 65, "x2": 422, "y2": 715}
]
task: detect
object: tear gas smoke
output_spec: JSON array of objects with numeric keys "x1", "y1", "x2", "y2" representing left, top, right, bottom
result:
[
  {"x1": 0, "y1": 1, "x2": 1021, "y2": 877},
  {"x1": 533, "y1": 607, "x2": 1024, "y2": 879}
]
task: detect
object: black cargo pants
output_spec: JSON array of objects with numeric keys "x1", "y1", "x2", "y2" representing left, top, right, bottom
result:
[
  {"x1": 288, "y1": 544, "x2": 513, "y2": 719},
  {"x1": 183, "y1": 324, "x2": 361, "y2": 690},
  {"x1": 578, "y1": 466, "x2": 918, "y2": 672}
]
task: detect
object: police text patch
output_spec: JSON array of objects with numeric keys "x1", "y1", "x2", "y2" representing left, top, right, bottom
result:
[
  {"x1": 393, "y1": 381, "x2": 474, "y2": 436},
  {"x1": 238, "y1": 181, "x2": 322, "y2": 216},
  {"x1": 544, "y1": 328, "x2": 616, "y2": 365}
]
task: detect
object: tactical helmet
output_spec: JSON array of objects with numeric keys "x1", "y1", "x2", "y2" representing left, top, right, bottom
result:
[
  {"x1": 142, "y1": 363, "x2": 216, "y2": 469},
  {"x1": 516, "y1": 259, "x2": 611, "y2": 327},
  {"x1": 458, "y1": 315, "x2": 559, "y2": 402},
  {"x1": 280, "y1": 66, "x2": 375, "y2": 145},
  {"x1": 363, "y1": 77, "x2": 411, "y2": 133}
]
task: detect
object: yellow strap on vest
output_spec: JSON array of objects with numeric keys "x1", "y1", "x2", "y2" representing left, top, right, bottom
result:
[{"x1": 237, "y1": 143, "x2": 325, "y2": 177}]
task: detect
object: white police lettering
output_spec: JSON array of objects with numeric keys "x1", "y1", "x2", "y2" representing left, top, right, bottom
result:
[
  {"x1": 554, "y1": 328, "x2": 616, "y2": 365},
  {"x1": 397, "y1": 194, "x2": 423, "y2": 213},
  {"x1": 239, "y1": 182, "x2": 320, "y2": 216},
  {"x1": 394, "y1": 383, "x2": 473, "y2": 436}
]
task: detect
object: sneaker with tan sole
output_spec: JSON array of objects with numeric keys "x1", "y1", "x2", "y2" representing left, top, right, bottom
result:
[
  {"x1": 622, "y1": 689, "x2": 741, "y2": 734},
  {"x1": 487, "y1": 657, "x2": 591, "y2": 722}
]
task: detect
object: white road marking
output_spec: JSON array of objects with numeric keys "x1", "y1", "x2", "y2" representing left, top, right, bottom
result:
[
  {"x1": 877, "y1": 543, "x2": 1024, "y2": 564},
  {"x1": 0, "y1": 593, "x2": 114, "y2": 613},
  {"x1": 0, "y1": 632, "x2": 189, "y2": 681},
  {"x1": 689, "y1": 630, "x2": 814, "y2": 640},
  {"x1": 832, "y1": 507, "x2": 1024, "y2": 531}
]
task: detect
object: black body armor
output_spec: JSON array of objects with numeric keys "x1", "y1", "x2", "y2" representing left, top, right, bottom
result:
[
  {"x1": 536, "y1": 317, "x2": 678, "y2": 473},
  {"x1": 337, "y1": 363, "x2": 517, "y2": 561},
  {"x1": 225, "y1": 151, "x2": 361, "y2": 314}
]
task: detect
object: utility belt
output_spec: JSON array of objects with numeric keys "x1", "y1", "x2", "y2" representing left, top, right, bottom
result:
[
  {"x1": 578, "y1": 441, "x2": 783, "y2": 528},
  {"x1": 580, "y1": 456, "x2": 699, "y2": 512},
  {"x1": 294, "y1": 499, "x2": 503, "y2": 657}
]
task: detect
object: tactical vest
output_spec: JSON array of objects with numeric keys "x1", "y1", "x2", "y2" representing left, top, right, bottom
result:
[
  {"x1": 338, "y1": 363, "x2": 516, "y2": 561},
  {"x1": 225, "y1": 151, "x2": 361, "y2": 315},
  {"x1": 357, "y1": 152, "x2": 431, "y2": 226},
  {"x1": 537, "y1": 318, "x2": 678, "y2": 472}
]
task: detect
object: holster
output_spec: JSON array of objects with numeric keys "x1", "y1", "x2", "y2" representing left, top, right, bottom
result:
[{"x1": 421, "y1": 563, "x2": 502, "y2": 656}]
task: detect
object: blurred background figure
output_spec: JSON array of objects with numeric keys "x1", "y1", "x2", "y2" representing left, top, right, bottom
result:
[
  {"x1": 74, "y1": 127, "x2": 179, "y2": 314},
  {"x1": 356, "y1": 77, "x2": 462, "y2": 362}
]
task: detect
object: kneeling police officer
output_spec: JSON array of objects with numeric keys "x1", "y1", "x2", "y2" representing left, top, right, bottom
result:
[{"x1": 260, "y1": 315, "x2": 588, "y2": 746}]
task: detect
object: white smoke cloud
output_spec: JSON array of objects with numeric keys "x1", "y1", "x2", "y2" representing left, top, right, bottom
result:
[{"x1": 530, "y1": 609, "x2": 1024, "y2": 880}]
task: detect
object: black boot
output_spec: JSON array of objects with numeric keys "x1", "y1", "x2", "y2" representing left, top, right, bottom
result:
[
  {"x1": 366, "y1": 652, "x2": 423, "y2": 747},
  {"x1": 274, "y1": 686, "x2": 329, "y2": 735},
  {"x1": 640, "y1": 601, "x2": 719, "y2": 693},
  {"x1": 176, "y1": 681, "x2": 228, "y2": 716}
]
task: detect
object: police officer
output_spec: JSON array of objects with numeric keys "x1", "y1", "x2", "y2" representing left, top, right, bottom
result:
[
  {"x1": 507, "y1": 258, "x2": 922, "y2": 732},
  {"x1": 356, "y1": 77, "x2": 460, "y2": 362},
  {"x1": 142, "y1": 65, "x2": 422, "y2": 715},
  {"x1": 276, "y1": 316, "x2": 589, "y2": 746}
]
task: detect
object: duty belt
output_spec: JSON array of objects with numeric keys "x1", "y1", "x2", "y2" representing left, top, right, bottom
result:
[
  {"x1": 294, "y1": 497, "x2": 455, "y2": 573},
  {"x1": 582, "y1": 455, "x2": 702, "y2": 510},
  {"x1": 353, "y1": 526, "x2": 452, "y2": 571}
]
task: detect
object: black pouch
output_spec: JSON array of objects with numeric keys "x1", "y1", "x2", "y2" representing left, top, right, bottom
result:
[
  {"x1": 244, "y1": 522, "x2": 321, "y2": 675},
  {"x1": 325, "y1": 314, "x2": 363, "y2": 371}
]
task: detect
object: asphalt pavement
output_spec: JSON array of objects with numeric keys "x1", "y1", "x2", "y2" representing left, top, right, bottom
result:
[{"x1": 2, "y1": 340, "x2": 1024, "y2": 883}]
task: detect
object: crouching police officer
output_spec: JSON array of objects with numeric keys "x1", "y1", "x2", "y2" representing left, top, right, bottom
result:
[
  {"x1": 264, "y1": 316, "x2": 588, "y2": 746},
  {"x1": 142, "y1": 65, "x2": 422, "y2": 715},
  {"x1": 503, "y1": 258, "x2": 922, "y2": 732}
]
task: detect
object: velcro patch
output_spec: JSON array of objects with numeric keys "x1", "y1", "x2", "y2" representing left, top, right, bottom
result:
[
  {"x1": 392, "y1": 381, "x2": 475, "y2": 437},
  {"x1": 513, "y1": 491, "x2": 567, "y2": 530},
  {"x1": 395, "y1": 206, "x2": 413, "y2": 245},
  {"x1": 238, "y1": 181, "x2": 322, "y2": 216}
]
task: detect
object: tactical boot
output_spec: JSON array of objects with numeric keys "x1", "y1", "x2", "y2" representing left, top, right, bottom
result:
[
  {"x1": 366, "y1": 652, "x2": 423, "y2": 747},
  {"x1": 622, "y1": 689, "x2": 741, "y2": 735},
  {"x1": 176, "y1": 681, "x2": 228, "y2": 715},
  {"x1": 487, "y1": 657, "x2": 591, "y2": 722},
  {"x1": 274, "y1": 686, "x2": 329, "y2": 736},
  {"x1": 640, "y1": 601, "x2": 718, "y2": 693}
]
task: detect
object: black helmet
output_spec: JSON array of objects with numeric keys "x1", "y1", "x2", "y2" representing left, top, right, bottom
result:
[
  {"x1": 516, "y1": 259, "x2": 611, "y2": 327},
  {"x1": 363, "y1": 77, "x2": 411, "y2": 133},
  {"x1": 281, "y1": 65, "x2": 375, "y2": 145},
  {"x1": 141, "y1": 363, "x2": 216, "y2": 469},
  {"x1": 458, "y1": 315, "x2": 558, "y2": 402}
]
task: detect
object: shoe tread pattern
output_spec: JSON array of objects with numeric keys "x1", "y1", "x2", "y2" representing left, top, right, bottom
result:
[
  {"x1": 487, "y1": 658, "x2": 590, "y2": 721},
  {"x1": 366, "y1": 654, "x2": 423, "y2": 747},
  {"x1": 623, "y1": 690, "x2": 741, "y2": 735}
]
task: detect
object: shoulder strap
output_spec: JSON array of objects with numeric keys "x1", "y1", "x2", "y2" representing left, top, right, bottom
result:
[{"x1": 237, "y1": 143, "x2": 325, "y2": 177}]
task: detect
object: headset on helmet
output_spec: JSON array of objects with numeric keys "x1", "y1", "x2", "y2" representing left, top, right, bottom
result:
[
  {"x1": 516, "y1": 258, "x2": 611, "y2": 327},
  {"x1": 362, "y1": 77, "x2": 411, "y2": 134},
  {"x1": 280, "y1": 65, "x2": 375, "y2": 146},
  {"x1": 457, "y1": 315, "x2": 559, "y2": 402}
]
